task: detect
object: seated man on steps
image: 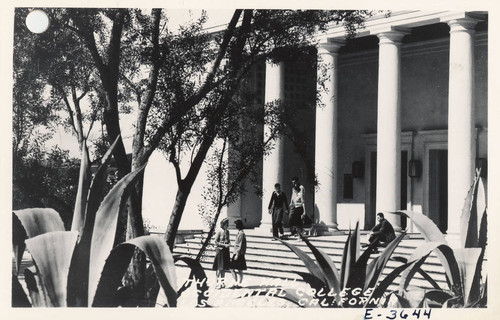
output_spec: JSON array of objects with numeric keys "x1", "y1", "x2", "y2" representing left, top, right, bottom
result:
[{"x1": 362, "y1": 212, "x2": 396, "y2": 253}]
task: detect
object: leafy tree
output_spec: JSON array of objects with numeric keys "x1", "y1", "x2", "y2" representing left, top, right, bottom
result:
[
  {"x1": 62, "y1": 8, "x2": 372, "y2": 248},
  {"x1": 13, "y1": 8, "x2": 106, "y2": 154},
  {"x1": 151, "y1": 10, "x2": 373, "y2": 250},
  {"x1": 13, "y1": 8, "x2": 57, "y2": 159},
  {"x1": 12, "y1": 7, "x2": 115, "y2": 232},
  {"x1": 14, "y1": 7, "x2": 372, "y2": 297}
]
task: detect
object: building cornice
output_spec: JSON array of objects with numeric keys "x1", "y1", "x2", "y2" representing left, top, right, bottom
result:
[
  {"x1": 339, "y1": 30, "x2": 487, "y2": 67},
  {"x1": 317, "y1": 10, "x2": 487, "y2": 42}
]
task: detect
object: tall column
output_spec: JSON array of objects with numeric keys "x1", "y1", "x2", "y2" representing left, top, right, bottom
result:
[
  {"x1": 261, "y1": 61, "x2": 286, "y2": 229},
  {"x1": 447, "y1": 18, "x2": 478, "y2": 238},
  {"x1": 315, "y1": 40, "x2": 343, "y2": 232},
  {"x1": 375, "y1": 30, "x2": 408, "y2": 232}
]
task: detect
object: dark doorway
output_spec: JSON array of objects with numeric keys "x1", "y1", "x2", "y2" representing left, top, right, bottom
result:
[
  {"x1": 366, "y1": 151, "x2": 377, "y2": 229},
  {"x1": 400, "y1": 151, "x2": 408, "y2": 229},
  {"x1": 428, "y1": 149, "x2": 448, "y2": 233}
]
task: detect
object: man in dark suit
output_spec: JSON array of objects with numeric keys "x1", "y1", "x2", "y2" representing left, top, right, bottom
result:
[
  {"x1": 268, "y1": 183, "x2": 289, "y2": 239},
  {"x1": 363, "y1": 212, "x2": 396, "y2": 252}
]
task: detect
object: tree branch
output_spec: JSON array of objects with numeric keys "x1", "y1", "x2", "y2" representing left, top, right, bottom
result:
[
  {"x1": 70, "y1": 85, "x2": 85, "y2": 144},
  {"x1": 134, "y1": 9, "x2": 162, "y2": 155},
  {"x1": 150, "y1": 8, "x2": 244, "y2": 149},
  {"x1": 121, "y1": 75, "x2": 142, "y2": 106},
  {"x1": 168, "y1": 139, "x2": 183, "y2": 185},
  {"x1": 142, "y1": 75, "x2": 228, "y2": 161},
  {"x1": 58, "y1": 86, "x2": 79, "y2": 139},
  {"x1": 217, "y1": 138, "x2": 227, "y2": 209},
  {"x1": 68, "y1": 18, "x2": 107, "y2": 79},
  {"x1": 191, "y1": 10, "x2": 242, "y2": 103},
  {"x1": 85, "y1": 107, "x2": 98, "y2": 139}
]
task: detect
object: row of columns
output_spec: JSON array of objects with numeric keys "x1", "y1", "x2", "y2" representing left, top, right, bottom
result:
[{"x1": 262, "y1": 18, "x2": 479, "y2": 237}]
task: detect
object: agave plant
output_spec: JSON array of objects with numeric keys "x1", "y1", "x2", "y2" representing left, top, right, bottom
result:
[
  {"x1": 279, "y1": 222, "x2": 430, "y2": 307},
  {"x1": 382, "y1": 169, "x2": 487, "y2": 308},
  {"x1": 232, "y1": 176, "x2": 486, "y2": 308},
  {"x1": 235, "y1": 221, "x2": 432, "y2": 308},
  {"x1": 12, "y1": 138, "x2": 209, "y2": 307}
]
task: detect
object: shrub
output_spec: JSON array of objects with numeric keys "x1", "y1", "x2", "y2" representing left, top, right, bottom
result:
[{"x1": 12, "y1": 138, "x2": 209, "y2": 307}]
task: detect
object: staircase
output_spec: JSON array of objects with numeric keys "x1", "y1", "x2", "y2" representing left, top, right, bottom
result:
[{"x1": 173, "y1": 229, "x2": 450, "y2": 291}]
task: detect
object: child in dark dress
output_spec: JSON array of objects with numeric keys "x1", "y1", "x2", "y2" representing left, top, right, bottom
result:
[
  {"x1": 230, "y1": 219, "x2": 247, "y2": 288},
  {"x1": 212, "y1": 218, "x2": 230, "y2": 289}
]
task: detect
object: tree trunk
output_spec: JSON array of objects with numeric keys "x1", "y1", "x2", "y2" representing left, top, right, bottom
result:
[
  {"x1": 164, "y1": 129, "x2": 218, "y2": 251},
  {"x1": 164, "y1": 185, "x2": 192, "y2": 251},
  {"x1": 126, "y1": 168, "x2": 146, "y2": 239},
  {"x1": 195, "y1": 206, "x2": 223, "y2": 261},
  {"x1": 73, "y1": 8, "x2": 147, "y2": 303},
  {"x1": 122, "y1": 166, "x2": 147, "y2": 305}
]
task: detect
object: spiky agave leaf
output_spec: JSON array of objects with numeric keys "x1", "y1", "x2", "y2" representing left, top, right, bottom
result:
[
  {"x1": 391, "y1": 210, "x2": 447, "y2": 244},
  {"x1": 471, "y1": 277, "x2": 487, "y2": 307},
  {"x1": 469, "y1": 208, "x2": 488, "y2": 306},
  {"x1": 125, "y1": 236, "x2": 177, "y2": 307},
  {"x1": 478, "y1": 208, "x2": 487, "y2": 249},
  {"x1": 434, "y1": 245, "x2": 462, "y2": 295},
  {"x1": 71, "y1": 142, "x2": 91, "y2": 234},
  {"x1": 416, "y1": 267, "x2": 442, "y2": 290},
  {"x1": 418, "y1": 289, "x2": 454, "y2": 308},
  {"x1": 460, "y1": 169, "x2": 486, "y2": 249},
  {"x1": 90, "y1": 243, "x2": 135, "y2": 307},
  {"x1": 277, "y1": 238, "x2": 326, "y2": 284},
  {"x1": 291, "y1": 271, "x2": 340, "y2": 307},
  {"x1": 12, "y1": 274, "x2": 31, "y2": 307},
  {"x1": 392, "y1": 211, "x2": 462, "y2": 293},
  {"x1": 347, "y1": 233, "x2": 382, "y2": 291},
  {"x1": 174, "y1": 255, "x2": 210, "y2": 307},
  {"x1": 67, "y1": 136, "x2": 119, "y2": 306},
  {"x1": 299, "y1": 234, "x2": 341, "y2": 302},
  {"x1": 83, "y1": 136, "x2": 120, "y2": 232},
  {"x1": 24, "y1": 266, "x2": 47, "y2": 307},
  {"x1": 87, "y1": 164, "x2": 147, "y2": 306},
  {"x1": 25, "y1": 231, "x2": 79, "y2": 307},
  {"x1": 398, "y1": 242, "x2": 461, "y2": 296},
  {"x1": 13, "y1": 208, "x2": 66, "y2": 276},
  {"x1": 13, "y1": 208, "x2": 66, "y2": 237},
  {"x1": 364, "y1": 233, "x2": 406, "y2": 291},
  {"x1": 364, "y1": 253, "x2": 432, "y2": 308},
  {"x1": 388, "y1": 256, "x2": 441, "y2": 290},
  {"x1": 92, "y1": 235, "x2": 177, "y2": 307},
  {"x1": 294, "y1": 271, "x2": 326, "y2": 291},
  {"x1": 13, "y1": 214, "x2": 28, "y2": 276},
  {"x1": 384, "y1": 292, "x2": 411, "y2": 308},
  {"x1": 398, "y1": 242, "x2": 440, "y2": 292},
  {"x1": 341, "y1": 221, "x2": 360, "y2": 288},
  {"x1": 454, "y1": 247, "x2": 482, "y2": 306}
]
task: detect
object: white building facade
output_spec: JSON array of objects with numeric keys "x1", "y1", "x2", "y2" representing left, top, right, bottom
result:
[{"x1": 227, "y1": 10, "x2": 488, "y2": 241}]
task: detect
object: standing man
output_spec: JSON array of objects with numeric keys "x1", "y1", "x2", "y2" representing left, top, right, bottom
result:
[
  {"x1": 268, "y1": 183, "x2": 289, "y2": 240},
  {"x1": 289, "y1": 176, "x2": 306, "y2": 238}
]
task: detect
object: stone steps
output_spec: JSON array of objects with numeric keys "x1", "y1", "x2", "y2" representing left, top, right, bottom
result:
[{"x1": 173, "y1": 231, "x2": 450, "y2": 291}]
